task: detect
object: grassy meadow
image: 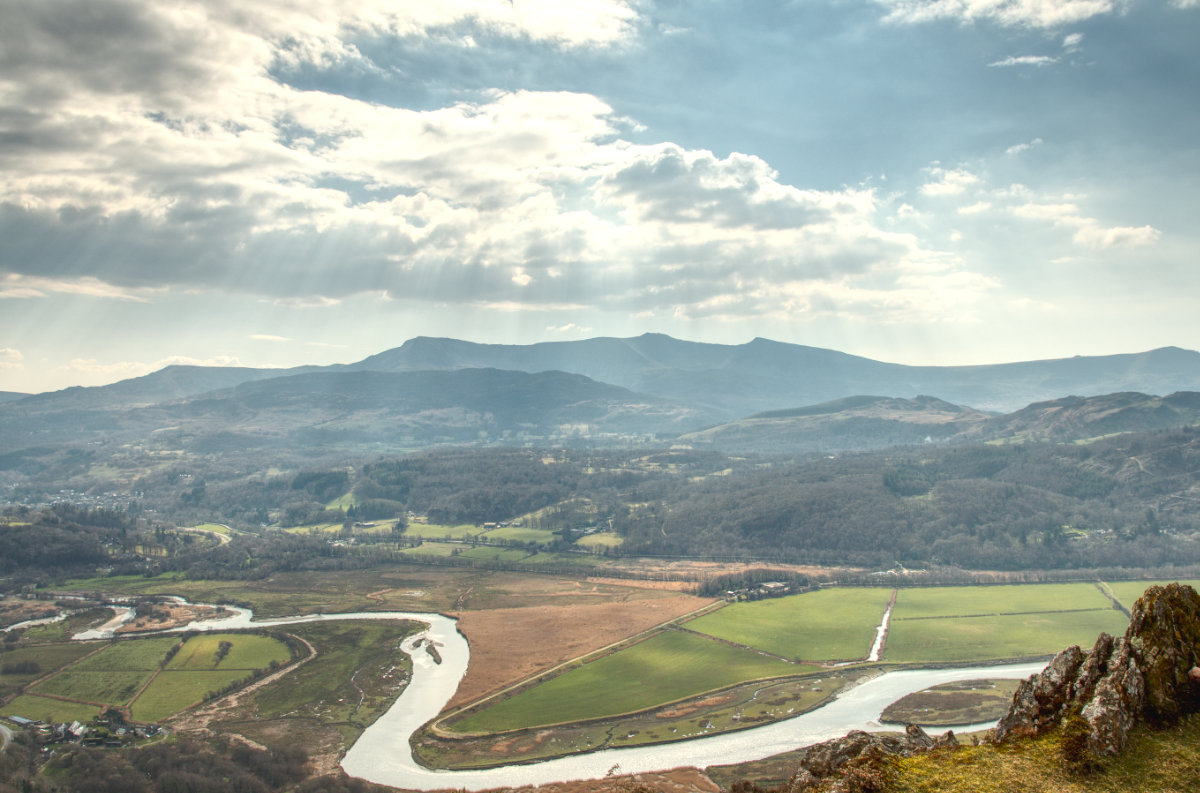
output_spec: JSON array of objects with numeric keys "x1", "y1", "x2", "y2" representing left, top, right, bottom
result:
[
  {"x1": 885, "y1": 610, "x2": 1129, "y2": 662},
  {"x1": 685, "y1": 587, "x2": 893, "y2": 661},
  {"x1": 1, "y1": 693, "x2": 101, "y2": 724},
  {"x1": 891, "y1": 583, "x2": 1112, "y2": 619},
  {"x1": 0, "y1": 643, "x2": 97, "y2": 699},
  {"x1": 165, "y1": 633, "x2": 290, "y2": 671},
  {"x1": 885, "y1": 582, "x2": 1129, "y2": 663},
  {"x1": 450, "y1": 629, "x2": 797, "y2": 733}
]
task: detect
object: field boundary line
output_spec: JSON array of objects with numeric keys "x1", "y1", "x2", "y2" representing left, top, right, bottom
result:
[
  {"x1": 667, "y1": 624, "x2": 799, "y2": 665},
  {"x1": 18, "y1": 691, "x2": 108, "y2": 708},
  {"x1": 892, "y1": 607, "x2": 1115, "y2": 621},
  {"x1": 1095, "y1": 581, "x2": 1132, "y2": 618}
]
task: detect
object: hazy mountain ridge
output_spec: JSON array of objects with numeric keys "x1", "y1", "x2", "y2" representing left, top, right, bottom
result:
[
  {"x1": 0, "y1": 368, "x2": 715, "y2": 454},
  {"x1": 680, "y1": 395, "x2": 995, "y2": 453},
  {"x1": 682, "y1": 391, "x2": 1200, "y2": 454},
  {"x1": 352, "y1": 335, "x2": 1200, "y2": 415},
  {"x1": 5, "y1": 335, "x2": 1200, "y2": 458},
  {"x1": 11, "y1": 334, "x2": 1200, "y2": 419},
  {"x1": 972, "y1": 391, "x2": 1200, "y2": 443}
]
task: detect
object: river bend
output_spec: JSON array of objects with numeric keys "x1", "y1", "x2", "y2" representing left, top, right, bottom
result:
[{"x1": 80, "y1": 606, "x2": 1043, "y2": 790}]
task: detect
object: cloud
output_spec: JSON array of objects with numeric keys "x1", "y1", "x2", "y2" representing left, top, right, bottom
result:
[
  {"x1": 877, "y1": 0, "x2": 1117, "y2": 28},
  {"x1": 1005, "y1": 138, "x2": 1044, "y2": 156},
  {"x1": 989, "y1": 55, "x2": 1058, "y2": 67},
  {"x1": 1062, "y1": 32, "x2": 1085, "y2": 50},
  {"x1": 1013, "y1": 202, "x2": 1160, "y2": 248},
  {"x1": 546, "y1": 323, "x2": 592, "y2": 334},
  {"x1": 1072, "y1": 223, "x2": 1161, "y2": 249},
  {"x1": 268, "y1": 297, "x2": 343, "y2": 308},
  {"x1": 55, "y1": 353, "x2": 247, "y2": 384},
  {"x1": 0, "y1": 0, "x2": 1004, "y2": 329},
  {"x1": 920, "y1": 166, "x2": 980, "y2": 197},
  {"x1": 0, "y1": 348, "x2": 23, "y2": 370},
  {"x1": 0, "y1": 273, "x2": 153, "y2": 301},
  {"x1": 249, "y1": 334, "x2": 293, "y2": 342}
]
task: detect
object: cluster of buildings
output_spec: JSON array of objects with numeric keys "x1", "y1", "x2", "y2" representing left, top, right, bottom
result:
[{"x1": 4, "y1": 714, "x2": 163, "y2": 748}]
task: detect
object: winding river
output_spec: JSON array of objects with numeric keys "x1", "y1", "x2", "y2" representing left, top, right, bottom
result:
[{"x1": 135, "y1": 606, "x2": 1044, "y2": 790}]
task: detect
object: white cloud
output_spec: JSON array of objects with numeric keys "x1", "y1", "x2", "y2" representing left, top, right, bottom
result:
[
  {"x1": 268, "y1": 297, "x2": 343, "y2": 308},
  {"x1": 546, "y1": 323, "x2": 592, "y2": 334},
  {"x1": 920, "y1": 166, "x2": 980, "y2": 197},
  {"x1": 989, "y1": 55, "x2": 1058, "y2": 67},
  {"x1": 957, "y1": 201, "x2": 993, "y2": 214},
  {"x1": 1013, "y1": 202, "x2": 1160, "y2": 248},
  {"x1": 1062, "y1": 32, "x2": 1085, "y2": 49},
  {"x1": 56, "y1": 353, "x2": 247, "y2": 383},
  {"x1": 1005, "y1": 138, "x2": 1044, "y2": 155},
  {"x1": 0, "y1": 348, "x2": 23, "y2": 370},
  {"x1": 1171, "y1": 0, "x2": 1198, "y2": 8},
  {"x1": 877, "y1": 0, "x2": 1116, "y2": 28},
  {"x1": 0, "y1": 274, "x2": 153, "y2": 301},
  {"x1": 1072, "y1": 223, "x2": 1161, "y2": 249},
  {"x1": 249, "y1": 334, "x2": 293, "y2": 342}
]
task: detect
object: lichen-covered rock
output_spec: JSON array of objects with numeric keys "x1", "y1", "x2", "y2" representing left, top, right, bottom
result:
[
  {"x1": 903, "y1": 723, "x2": 934, "y2": 749},
  {"x1": 1124, "y1": 583, "x2": 1200, "y2": 725},
  {"x1": 1070, "y1": 632, "x2": 1116, "y2": 703},
  {"x1": 931, "y1": 730, "x2": 959, "y2": 749},
  {"x1": 994, "y1": 643, "x2": 1086, "y2": 741},
  {"x1": 784, "y1": 727, "x2": 946, "y2": 792},
  {"x1": 1080, "y1": 641, "x2": 1143, "y2": 755}
]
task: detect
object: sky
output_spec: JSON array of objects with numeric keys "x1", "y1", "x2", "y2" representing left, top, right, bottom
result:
[{"x1": 2, "y1": 0, "x2": 1198, "y2": 394}]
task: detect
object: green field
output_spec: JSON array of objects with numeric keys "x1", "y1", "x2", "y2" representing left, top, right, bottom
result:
[
  {"x1": 686, "y1": 588, "x2": 893, "y2": 661},
  {"x1": 399, "y1": 542, "x2": 460, "y2": 558},
  {"x1": 884, "y1": 609, "x2": 1129, "y2": 662},
  {"x1": 166, "y1": 633, "x2": 291, "y2": 671},
  {"x1": 11, "y1": 632, "x2": 293, "y2": 723},
  {"x1": 456, "y1": 547, "x2": 536, "y2": 563},
  {"x1": 191, "y1": 523, "x2": 232, "y2": 535},
  {"x1": 451, "y1": 629, "x2": 797, "y2": 733},
  {"x1": 131, "y1": 670, "x2": 256, "y2": 722},
  {"x1": 480, "y1": 526, "x2": 557, "y2": 544},
  {"x1": 891, "y1": 583, "x2": 1112, "y2": 619},
  {"x1": 405, "y1": 523, "x2": 482, "y2": 540},
  {"x1": 32, "y1": 669, "x2": 152, "y2": 705},
  {"x1": 0, "y1": 643, "x2": 97, "y2": 698},
  {"x1": 1105, "y1": 580, "x2": 1200, "y2": 611},
  {"x1": 1, "y1": 693, "x2": 100, "y2": 723},
  {"x1": 575, "y1": 531, "x2": 624, "y2": 548},
  {"x1": 72, "y1": 637, "x2": 179, "y2": 671}
]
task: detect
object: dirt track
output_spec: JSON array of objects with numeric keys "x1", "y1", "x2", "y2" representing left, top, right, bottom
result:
[{"x1": 448, "y1": 595, "x2": 715, "y2": 709}]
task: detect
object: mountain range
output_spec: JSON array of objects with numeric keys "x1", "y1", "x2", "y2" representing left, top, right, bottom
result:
[{"x1": 5, "y1": 334, "x2": 1200, "y2": 456}]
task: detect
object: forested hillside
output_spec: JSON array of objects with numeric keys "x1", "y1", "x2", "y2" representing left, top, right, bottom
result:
[{"x1": 17, "y1": 425, "x2": 1196, "y2": 574}]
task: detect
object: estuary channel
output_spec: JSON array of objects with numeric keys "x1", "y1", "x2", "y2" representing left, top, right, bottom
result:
[{"x1": 151, "y1": 607, "x2": 1044, "y2": 791}]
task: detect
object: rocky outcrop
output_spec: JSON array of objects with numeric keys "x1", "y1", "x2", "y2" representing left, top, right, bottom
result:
[
  {"x1": 785, "y1": 725, "x2": 957, "y2": 792},
  {"x1": 993, "y1": 582, "x2": 1200, "y2": 756}
]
